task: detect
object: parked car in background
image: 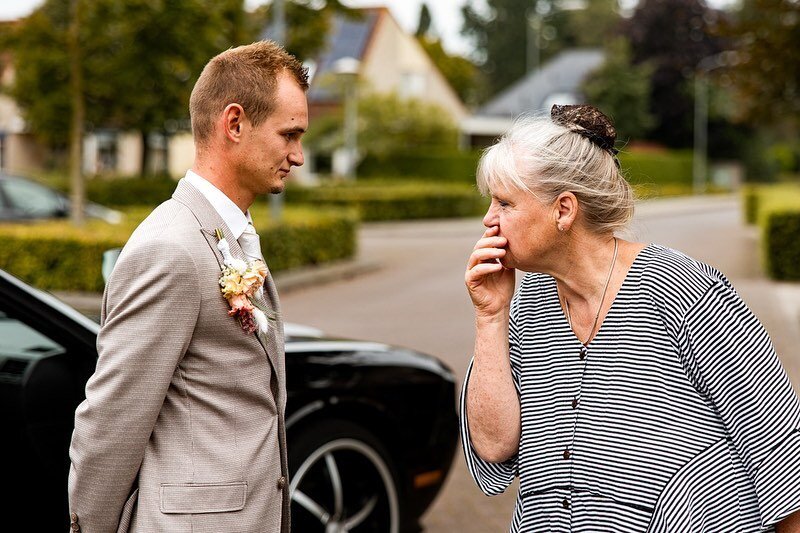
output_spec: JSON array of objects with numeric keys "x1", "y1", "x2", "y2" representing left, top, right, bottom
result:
[
  {"x1": 0, "y1": 267, "x2": 458, "y2": 532},
  {"x1": 0, "y1": 174, "x2": 122, "y2": 223}
]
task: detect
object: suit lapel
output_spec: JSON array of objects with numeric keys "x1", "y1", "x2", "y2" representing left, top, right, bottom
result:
[{"x1": 172, "y1": 179, "x2": 283, "y2": 382}]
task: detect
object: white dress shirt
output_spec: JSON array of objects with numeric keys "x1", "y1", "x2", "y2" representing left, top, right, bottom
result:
[{"x1": 184, "y1": 169, "x2": 252, "y2": 240}]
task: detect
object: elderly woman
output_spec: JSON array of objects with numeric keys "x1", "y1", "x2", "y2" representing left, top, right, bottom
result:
[{"x1": 462, "y1": 104, "x2": 800, "y2": 532}]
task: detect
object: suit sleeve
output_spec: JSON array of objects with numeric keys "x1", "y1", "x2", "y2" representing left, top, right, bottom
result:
[
  {"x1": 68, "y1": 238, "x2": 201, "y2": 532},
  {"x1": 679, "y1": 281, "x2": 800, "y2": 527}
]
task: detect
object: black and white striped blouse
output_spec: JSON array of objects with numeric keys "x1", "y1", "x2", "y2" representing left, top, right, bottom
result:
[{"x1": 461, "y1": 244, "x2": 800, "y2": 532}]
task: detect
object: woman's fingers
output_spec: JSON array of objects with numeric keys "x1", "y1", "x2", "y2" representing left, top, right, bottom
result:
[
  {"x1": 465, "y1": 261, "x2": 505, "y2": 285},
  {"x1": 473, "y1": 235, "x2": 506, "y2": 251},
  {"x1": 467, "y1": 246, "x2": 506, "y2": 268}
]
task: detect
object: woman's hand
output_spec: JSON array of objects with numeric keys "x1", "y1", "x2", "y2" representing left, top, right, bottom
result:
[{"x1": 465, "y1": 226, "x2": 516, "y2": 318}]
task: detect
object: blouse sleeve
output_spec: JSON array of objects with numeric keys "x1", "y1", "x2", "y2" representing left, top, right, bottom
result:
[
  {"x1": 459, "y1": 310, "x2": 523, "y2": 496},
  {"x1": 679, "y1": 281, "x2": 800, "y2": 527}
]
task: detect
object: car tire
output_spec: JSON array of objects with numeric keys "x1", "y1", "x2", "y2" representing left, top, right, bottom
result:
[{"x1": 288, "y1": 419, "x2": 401, "y2": 533}]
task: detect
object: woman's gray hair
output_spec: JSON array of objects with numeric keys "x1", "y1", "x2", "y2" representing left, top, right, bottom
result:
[{"x1": 476, "y1": 116, "x2": 635, "y2": 234}]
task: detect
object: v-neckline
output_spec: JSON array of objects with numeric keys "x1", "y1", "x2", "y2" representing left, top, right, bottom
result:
[{"x1": 555, "y1": 243, "x2": 654, "y2": 348}]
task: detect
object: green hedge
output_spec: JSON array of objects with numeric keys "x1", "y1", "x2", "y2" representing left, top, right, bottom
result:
[
  {"x1": 744, "y1": 183, "x2": 800, "y2": 280},
  {"x1": 86, "y1": 175, "x2": 178, "y2": 206},
  {"x1": 285, "y1": 181, "x2": 488, "y2": 221},
  {"x1": 619, "y1": 150, "x2": 694, "y2": 187},
  {"x1": 0, "y1": 205, "x2": 357, "y2": 292},
  {"x1": 763, "y1": 209, "x2": 800, "y2": 280},
  {"x1": 357, "y1": 151, "x2": 481, "y2": 182}
]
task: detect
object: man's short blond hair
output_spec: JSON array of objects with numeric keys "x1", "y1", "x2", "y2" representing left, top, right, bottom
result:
[{"x1": 189, "y1": 41, "x2": 309, "y2": 146}]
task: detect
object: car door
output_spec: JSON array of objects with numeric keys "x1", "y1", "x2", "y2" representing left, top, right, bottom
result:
[{"x1": 0, "y1": 272, "x2": 97, "y2": 529}]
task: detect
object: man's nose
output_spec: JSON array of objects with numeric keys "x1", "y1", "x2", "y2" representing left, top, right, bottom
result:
[{"x1": 288, "y1": 144, "x2": 304, "y2": 167}]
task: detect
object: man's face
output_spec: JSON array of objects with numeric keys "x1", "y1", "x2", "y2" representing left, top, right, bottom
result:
[{"x1": 239, "y1": 71, "x2": 308, "y2": 195}]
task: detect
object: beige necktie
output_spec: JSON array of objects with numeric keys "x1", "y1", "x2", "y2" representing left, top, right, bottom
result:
[{"x1": 238, "y1": 223, "x2": 263, "y2": 263}]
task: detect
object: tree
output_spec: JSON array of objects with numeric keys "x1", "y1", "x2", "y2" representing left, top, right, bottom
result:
[
  {"x1": 582, "y1": 38, "x2": 655, "y2": 141},
  {"x1": 462, "y1": 0, "x2": 621, "y2": 99},
  {"x1": 418, "y1": 37, "x2": 486, "y2": 106},
  {"x1": 305, "y1": 91, "x2": 458, "y2": 159},
  {"x1": 622, "y1": 0, "x2": 726, "y2": 147},
  {"x1": 253, "y1": 0, "x2": 357, "y2": 61},
  {"x1": 9, "y1": 0, "x2": 235, "y2": 161},
  {"x1": 416, "y1": 3, "x2": 433, "y2": 37},
  {"x1": 723, "y1": 0, "x2": 800, "y2": 130}
]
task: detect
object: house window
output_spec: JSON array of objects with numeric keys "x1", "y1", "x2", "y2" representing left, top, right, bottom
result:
[
  {"x1": 400, "y1": 72, "x2": 426, "y2": 98},
  {"x1": 95, "y1": 131, "x2": 118, "y2": 174}
]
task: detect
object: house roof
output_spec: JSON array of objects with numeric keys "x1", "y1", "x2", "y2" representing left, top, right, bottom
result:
[
  {"x1": 307, "y1": 9, "x2": 381, "y2": 103},
  {"x1": 476, "y1": 48, "x2": 605, "y2": 118}
]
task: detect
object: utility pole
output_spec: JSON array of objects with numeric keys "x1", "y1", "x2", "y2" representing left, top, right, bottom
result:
[
  {"x1": 68, "y1": 0, "x2": 85, "y2": 226},
  {"x1": 270, "y1": 0, "x2": 286, "y2": 222}
]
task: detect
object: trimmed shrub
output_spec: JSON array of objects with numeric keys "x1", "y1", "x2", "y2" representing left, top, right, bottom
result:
[
  {"x1": 285, "y1": 181, "x2": 488, "y2": 221},
  {"x1": 763, "y1": 209, "x2": 800, "y2": 280},
  {"x1": 0, "y1": 205, "x2": 357, "y2": 292},
  {"x1": 357, "y1": 151, "x2": 482, "y2": 182},
  {"x1": 86, "y1": 175, "x2": 178, "y2": 206},
  {"x1": 745, "y1": 182, "x2": 800, "y2": 280},
  {"x1": 741, "y1": 185, "x2": 759, "y2": 225},
  {"x1": 619, "y1": 150, "x2": 694, "y2": 187}
]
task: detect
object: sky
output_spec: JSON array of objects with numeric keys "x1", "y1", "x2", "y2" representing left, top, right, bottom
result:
[{"x1": 0, "y1": 0, "x2": 481, "y2": 56}]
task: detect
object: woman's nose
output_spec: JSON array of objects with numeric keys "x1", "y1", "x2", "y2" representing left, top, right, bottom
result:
[{"x1": 483, "y1": 204, "x2": 497, "y2": 228}]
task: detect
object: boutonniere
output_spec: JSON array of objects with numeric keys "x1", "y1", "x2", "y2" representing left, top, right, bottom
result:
[{"x1": 215, "y1": 228, "x2": 269, "y2": 335}]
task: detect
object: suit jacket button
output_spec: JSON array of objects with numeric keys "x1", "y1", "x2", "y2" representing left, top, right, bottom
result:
[
  {"x1": 70, "y1": 513, "x2": 79, "y2": 522},
  {"x1": 277, "y1": 476, "x2": 287, "y2": 490},
  {"x1": 71, "y1": 523, "x2": 81, "y2": 531}
]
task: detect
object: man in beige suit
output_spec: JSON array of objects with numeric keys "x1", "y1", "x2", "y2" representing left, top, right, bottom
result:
[{"x1": 68, "y1": 41, "x2": 308, "y2": 533}]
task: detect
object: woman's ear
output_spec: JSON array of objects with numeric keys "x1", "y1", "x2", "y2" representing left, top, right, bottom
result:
[
  {"x1": 222, "y1": 103, "x2": 245, "y2": 143},
  {"x1": 554, "y1": 192, "x2": 578, "y2": 232}
]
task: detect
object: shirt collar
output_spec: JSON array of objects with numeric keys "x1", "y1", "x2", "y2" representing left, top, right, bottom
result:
[{"x1": 184, "y1": 170, "x2": 251, "y2": 239}]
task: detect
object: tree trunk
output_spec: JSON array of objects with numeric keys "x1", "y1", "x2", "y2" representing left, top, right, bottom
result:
[
  {"x1": 140, "y1": 130, "x2": 150, "y2": 176},
  {"x1": 69, "y1": 0, "x2": 85, "y2": 226}
]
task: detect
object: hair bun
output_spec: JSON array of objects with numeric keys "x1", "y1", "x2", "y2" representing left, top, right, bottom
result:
[{"x1": 550, "y1": 104, "x2": 618, "y2": 156}]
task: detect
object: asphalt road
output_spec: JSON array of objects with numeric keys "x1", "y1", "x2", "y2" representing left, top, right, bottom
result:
[{"x1": 279, "y1": 194, "x2": 800, "y2": 532}]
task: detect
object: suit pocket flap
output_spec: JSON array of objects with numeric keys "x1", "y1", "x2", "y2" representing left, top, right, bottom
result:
[{"x1": 160, "y1": 482, "x2": 247, "y2": 514}]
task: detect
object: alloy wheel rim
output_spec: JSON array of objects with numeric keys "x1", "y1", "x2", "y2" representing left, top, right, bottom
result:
[{"x1": 290, "y1": 438, "x2": 399, "y2": 533}]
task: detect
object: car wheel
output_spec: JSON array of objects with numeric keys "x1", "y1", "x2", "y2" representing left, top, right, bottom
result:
[{"x1": 289, "y1": 419, "x2": 401, "y2": 533}]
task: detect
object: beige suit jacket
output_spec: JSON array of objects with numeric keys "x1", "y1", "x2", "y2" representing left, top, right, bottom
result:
[{"x1": 68, "y1": 179, "x2": 289, "y2": 533}]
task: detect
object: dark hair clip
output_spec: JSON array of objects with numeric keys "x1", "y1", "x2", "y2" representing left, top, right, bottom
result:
[{"x1": 551, "y1": 104, "x2": 620, "y2": 166}]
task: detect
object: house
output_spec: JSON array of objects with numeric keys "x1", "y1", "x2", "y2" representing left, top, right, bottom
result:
[
  {"x1": 290, "y1": 7, "x2": 469, "y2": 178},
  {"x1": 461, "y1": 48, "x2": 605, "y2": 148},
  {"x1": 304, "y1": 7, "x2": 468, "y2": 123}
]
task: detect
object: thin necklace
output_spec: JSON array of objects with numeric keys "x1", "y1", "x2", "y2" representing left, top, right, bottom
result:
[{"x1": 563, "y1": 237, "x2": 619, "y2": 345}]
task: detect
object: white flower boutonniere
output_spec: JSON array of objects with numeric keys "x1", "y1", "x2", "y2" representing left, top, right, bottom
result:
[{"x1": 215, "y1": 228, "x2": 269, "y2": 335}]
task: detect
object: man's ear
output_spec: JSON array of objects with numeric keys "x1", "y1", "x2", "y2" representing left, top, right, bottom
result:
[
  {"x1": 222, "y1": 103, "x2": 245, "y2": 143},
  {"x1": 554, "y1": 192, "x2": 578, "y2": 232}
]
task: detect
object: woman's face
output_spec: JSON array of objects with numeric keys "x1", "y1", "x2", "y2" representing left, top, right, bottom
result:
[{"x1": 482, "y1": 184, "x2": 557, "y2": 272}]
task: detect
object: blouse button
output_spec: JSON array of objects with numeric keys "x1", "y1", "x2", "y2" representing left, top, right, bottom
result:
[
  {"x1": 571, "y1": 398, "x2": 579, "y2": 409},
  {"x1": 563, "y1": 448, "x2": 571, "y2": 460},
  {"x1": 562, "y1": 498, "x2": 570, "y2": 509},
  {"x1": 579, "y1": 347, "x2": 587, "y2": 360}
]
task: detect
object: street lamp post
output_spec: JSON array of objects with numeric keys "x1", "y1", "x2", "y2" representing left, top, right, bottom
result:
[
  {"x1": 693, "y1": 51, "x2": 737, "y2": 195},
  {"x1": 269, "y1": 0, "x2": 286, "y2": 221},
  {"x1": 332, "y1": 57, "x2": 360, "y2": 181}
]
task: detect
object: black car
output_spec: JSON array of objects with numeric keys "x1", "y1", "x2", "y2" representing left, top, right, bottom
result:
[
  {"x1": 0, "y1": 173, "x2": 122, "y2": 223},
  {"x1": 0, "y1": 268, "x2": 458, "y2": 532}
]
